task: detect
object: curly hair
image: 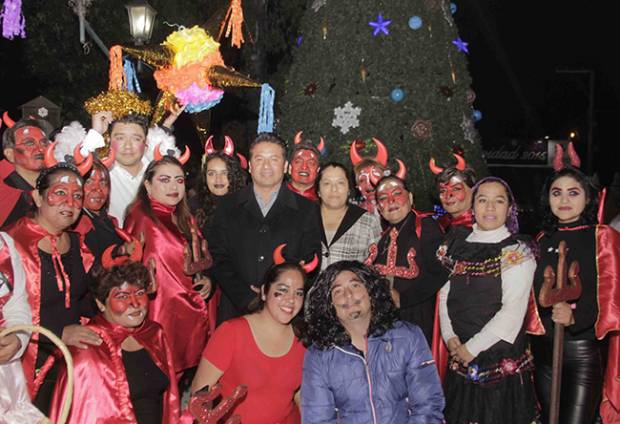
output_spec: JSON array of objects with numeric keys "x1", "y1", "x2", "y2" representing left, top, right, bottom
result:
[
  {"x1": 193, "y1": 152, "x2": 247, "y2": 230},
  {"x1": 89, "y1": 261, "x2": 150, "y2": 304},
  {"x1": 539, "y1": 167, "x2": 599, "y2": 233},
  {"x1": 304, "y1": 261, "x2": 399, "y2": 349}
]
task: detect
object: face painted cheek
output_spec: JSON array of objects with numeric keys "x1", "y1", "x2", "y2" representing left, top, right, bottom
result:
[
  {"x1": 109, "y1": 297, "x2": 130, "y2": 314},
  {"x1": 129, "y1": 292, "x2": 149, "y2": 309}
]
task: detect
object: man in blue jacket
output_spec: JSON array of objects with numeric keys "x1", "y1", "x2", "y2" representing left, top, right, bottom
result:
[{"x1": 301, "y1": 261, "x2": 445, "y2": 423}]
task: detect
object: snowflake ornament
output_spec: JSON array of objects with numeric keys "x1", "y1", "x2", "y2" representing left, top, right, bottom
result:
[
  {"x1": 311, "y1": 0, "x2": 327, "y2": 12},
  {"x1": 461, "y1": 114, "x2": 477, "y2": 144},
  {"x1": 37, "y1": 107, "x2": 48, "y2": 118},
  {"x1": 332, "y1": 101, "x2": 361, "y2": 134}
]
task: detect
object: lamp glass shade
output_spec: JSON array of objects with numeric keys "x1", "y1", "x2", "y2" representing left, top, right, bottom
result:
[{"x1": 125, "y1": 1, "x2": 157, "y2": 44}]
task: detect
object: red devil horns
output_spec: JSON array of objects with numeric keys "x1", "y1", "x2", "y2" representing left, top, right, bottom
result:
[
  {"x1": 272, "y1": 243, "x2": 318, "y2": 274},
  {"x1": 294, "y1": 131, "x2": 325, "y2": 154},
  {"x1": 101, "y1": 229, "x2": 143, "y2": 270},
  {"x1": 429, "y1": 154, "x2": 467, "y2": 175},
  {"x1": 349, "y1": 138, "x2": 389, "y2": 167},
  {"x1": 317, "y1": 137, "x2": 325, "y2": 153},
  {"x1": 100, "y1": 149, "x2": 116, "y2": 169},
  {"x1": 553, "y1": 142, "x2": 581, "y2": 171},
  {"x1": 2, "y1": 111, "x2": 15, "y2": 128},
  {"x1": 44, "y1": 142, "x2": 92, "y2": 176},
  {"x1": 204, "y1": 136, "x2": 217, "y2": 156},
  {"x1": 395, "y1": 159, "x2": 407, "y2": 180},
  {"x1": 44, "y1": 142, "x2": 59, "y2": 168},
  {"x1": 294, "y1": 131, "x2": 303, "y2": 145},
  {"x1": 237, "y1": 153, "x2": 248, "y2": 170},
  {"x1": 154, "y1": 143, "x2": 191, "y2": 165},
  {"x1": 204, "y1": 135, "x2": 236, "y2": 158}
]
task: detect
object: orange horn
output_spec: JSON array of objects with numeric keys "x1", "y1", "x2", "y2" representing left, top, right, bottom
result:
[
  {"x1": 101, "y1": 245, "x2": 120, "y2": 270},
  {"x1": 349, "y1": 141, "x2": 363, "y2": 166},
  {"x1": 272, "y1": 244, "x2": 286, "y2": 265},
  {"x1": 44, "y1": 142, "x2": 59, "y2": 168},
  {"x1": 178, "y1": 146, "x2": 191, "y2": 165},
  {"x1": 223, "y1": 136, "x2": 235, "y2": 156},
  {"x1": 317, "y1": 137, "x2": 325, "y2": 153},
  {"x1": 553, "y1": 144, "x2": 565, "y2": 171},
  {"x1": 76, "y1": 152, "x2": 94, "y2": 176},
  {"x1": 301, "y1": 254, "x2": 319, "y2": 274},
  {"x1": 372, "y1": 138, "x2": 388, "y2": 167},
  {"x1": 566, "y1": 142, "x2": 581, "y2": 168},
  {"x1": 153, "y1": 142, "x2": 164, "y2": 161},
  {"x1": 428, "y1": 158, "x2": 444, "y2": 175},
  {"x1": 204, "y1": 136, "x2": 216, "y2": 156},
  {"x1": 73, "y1": 143, "x2": 86, "y2": 165},
  {"x1": 395, "y1": 159, "x2": 407, "y2": 180},
  {"x1": 237, "y1": 153, "x2": 248, "y2": 170},
  {"x1": 453, "y1": 154, "x2": 466, "y2": 171},
  {"x1": 115, "y1": 227, "x2": 133, "y2": 243},
  {"x1": 101, "y1": 148, "x2": 116, "y2": 169},
  {"x1": 293, "y1": 131, "x2": 303, "y2": 145},
  {"x1": 2, "y1": 111, "x2": 15, "y2": 128}
]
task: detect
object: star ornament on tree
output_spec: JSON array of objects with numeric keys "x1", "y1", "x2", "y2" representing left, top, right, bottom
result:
[
  {"x1": 369, "y1": 13, "x2": 392, "y2": 36},
  {"x1": 452, "y1": 37, "x2": 469, "y2": 53}
]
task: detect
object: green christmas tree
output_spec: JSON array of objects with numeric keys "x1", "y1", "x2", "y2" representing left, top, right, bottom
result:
[{"x1": 277, "y1": 0, "x2": 487, "y2": 209}]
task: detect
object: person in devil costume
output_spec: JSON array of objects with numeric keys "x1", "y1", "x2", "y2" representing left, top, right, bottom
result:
[
  {"x1": 429, "y1": 154, "x2": 477, "y2": 232},
  {"x1": 0, "y1": 113, "x2": 53, "y2": 229},
  {"x1": 49, "y1": 257, "x2": 181, "y2": 424},
  {"x1": 364, "y1": 165, "x2": 448, "y2": 346},
  {"x1": 191, "y1": 135, "x2": 248, "y2": 236},
  {"x1": 124, "y1": 148, "x2": 212, "y2": 375},
  {"x1": 528, "y1": 142, "x2": 620, "y2": 424},
  {"x1": 191, "y1": 245, "x2": 316, "y2": 424},
  {"x1": 3, "y1": 145, "x2": 99, "y2": 414},
  {"x1": 349, "y1": 138, "x2": 389, "y2": 214},
  {"x1": 286, "y1": 131, "x2": 323, "y2": 202}
]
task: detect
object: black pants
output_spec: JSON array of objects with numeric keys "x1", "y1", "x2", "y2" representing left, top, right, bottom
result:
[{"x1": 532, "y1": 337, "x2": 606, "y2": 424}]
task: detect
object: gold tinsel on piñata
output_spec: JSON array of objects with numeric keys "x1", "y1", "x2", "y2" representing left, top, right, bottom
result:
[{"x1": 84, "y1": 90, "x2": 153, "y2": 120}]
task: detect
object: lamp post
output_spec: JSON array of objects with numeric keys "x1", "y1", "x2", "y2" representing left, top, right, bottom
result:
[{"x1": 125, "y1": 0, "x2": 157, "y2": 46}]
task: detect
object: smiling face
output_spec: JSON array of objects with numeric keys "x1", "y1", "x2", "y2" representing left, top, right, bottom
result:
[
  {"x1": 289, "y1": 148, "x2": 320, "y2": 188},
  {"x1": 318, "y1": 165, "x2": 349, "y2": 210},
  {"x1": 549, "y1": 175, "x2": 587, "y2": 224},
  {"x1": 439, "y1": 176, "x2": 472, "y2": 217},
  {"x1": 83, "y1": 166, "x2": 110, "y2": 211},
  {"x1": 263, "y1": 268, "x2": 305, "y2": 325},
  {"x1": 356, "y1": 163, "x2": 384, "y2": 203},
  {"x1": 145, "y1": 163, "x2": 186, "y2": 207},
  {"x1": 376, "y1": 179, "x2": 412, "y2": 224},
  {"x1": 249, "y1": 141, "x2": 287, "y2": 191},
  {"x1": 7, "y1": 126, "x2": 49, "y2": 171},
  {"x1": 473, "y1": 181, "x2": 510, "y2": 231},
  {"x1": 330, "y1": 270, "x2": 372, "y2": 327},
  {"x1": 205, "y1": 157, "x2": 230, "y2": 196},
  {"x1": 34, "y1": 171, "x2": 84, "y2": 232},
  {"x1": 100, "y1": 282, "x2": 148, "y2": 328},
  {"x1": 110, "y1": 122, "x2": 146, "y2": 168}
]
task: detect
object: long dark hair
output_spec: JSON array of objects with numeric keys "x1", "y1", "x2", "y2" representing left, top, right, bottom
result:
[
  {"x1": 84, "y1": 159, "x2": 111, "y2": 213},
  {"x1": 539, "y1": 167, "x2": 599, "y2": 232},
  {"x1": 248, "y1": 262, "x2": 307, "y2": 313},
  {"x1": 193, "y1": 152, "x2": 247, "y2": 230},
  {"x1": 126, "y1": 156, "x2": 193, "y2": 240},
  {"x1": 304, "y1": 261, "x2": 398, "y2": 349}
]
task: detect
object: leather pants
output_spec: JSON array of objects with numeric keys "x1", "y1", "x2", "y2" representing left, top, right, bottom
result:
[{"x1": 532, "y1": 337, "x2": 606, "y2": 424}]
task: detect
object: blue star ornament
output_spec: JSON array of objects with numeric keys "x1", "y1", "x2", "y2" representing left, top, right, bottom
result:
[
  {"x1": 452, "y1": 37, "x2": 469, "y2": 53},
  {"x1": 369, "y1": 13, "x2": 392, "y2": 36}
]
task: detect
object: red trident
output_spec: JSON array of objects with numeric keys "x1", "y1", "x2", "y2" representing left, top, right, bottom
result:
[{"x1": 188, "y1": 383, "x2": 247, "y2": 424}]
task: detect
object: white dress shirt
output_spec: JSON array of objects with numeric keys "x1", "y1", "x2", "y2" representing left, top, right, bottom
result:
[{"x1": 108, "y1": 156, "x2": 150, "y2": 226}]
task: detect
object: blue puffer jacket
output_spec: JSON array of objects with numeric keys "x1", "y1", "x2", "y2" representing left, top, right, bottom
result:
[{"x1": 300, "y1": 321, "x2": 445, "y2": 424}]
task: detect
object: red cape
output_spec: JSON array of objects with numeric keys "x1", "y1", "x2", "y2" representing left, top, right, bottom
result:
[
  {"x1": 49, "y1": 315, "x2": 181, "y2": 424},
  {"x1": 527, "y1": 225, "x2": 620, "y2": 423},
  {"x1": 4, "y1": 217, "x2": 94, "y2": 396},
  {"x1": 287, "y1": 181, "x2": 319, "y2": 202},
  {"x1": 0, "y1": 160, "x2": 25, "y2": 228},
  {"x1": 124, "y1": 202, "x2": 209, "y2": 372}
]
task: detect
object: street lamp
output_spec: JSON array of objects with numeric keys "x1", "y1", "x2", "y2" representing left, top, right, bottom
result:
[{"x1": 125, "y1": 0, "x2": 157, "y2": 45}]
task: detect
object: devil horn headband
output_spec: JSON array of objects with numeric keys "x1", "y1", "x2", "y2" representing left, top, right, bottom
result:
[{"x1": 272, "y1": 243, "x2": 318, "y2": 274}]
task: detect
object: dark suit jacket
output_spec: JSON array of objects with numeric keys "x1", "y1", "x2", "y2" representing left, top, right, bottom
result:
[{"x1": 208, "y1": 183, "x2": 322, "y2": 323}]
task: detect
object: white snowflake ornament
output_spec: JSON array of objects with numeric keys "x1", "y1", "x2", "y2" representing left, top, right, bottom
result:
[
  {"x1": 37, "y1": 107, "x2": 49, "y2": 118},
  {"x1": 332, "y1": 101, "x2": 361, "y2": 135}
]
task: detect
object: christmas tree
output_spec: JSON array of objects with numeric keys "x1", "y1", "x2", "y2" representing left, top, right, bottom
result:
[{"x1": 277, "y1": 0, "x2": 486, "y2": 209}]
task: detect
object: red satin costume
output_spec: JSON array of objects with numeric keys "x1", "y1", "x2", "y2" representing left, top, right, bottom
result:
[
  {"x1": 124, "y1": 201, "x2": 209, "y2": 372},
  {"x1": 4, "y1": 217, "x2": 93, "y2": 396},
  {"x1": 49, "y1": 314, "x2": 180, "y2": 424}
]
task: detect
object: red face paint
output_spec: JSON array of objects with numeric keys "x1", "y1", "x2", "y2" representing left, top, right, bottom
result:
[
  {"x1": 376, "y1": 182, "x2": 409, "y2": 211},
  {"x1": 439, "y1": 181, "x2": 467, "y2": 203},
  {"x1": 46, "y1": 176, "x2": 84, "y2": 209},
  {"x1": 356, "y1": 165, "x2": 384, "y2": 202},
  {"x1": 13, "y1": 126, "x2": 48, "y2": 171},
  {"x1": 438, "y1": 177, "x2": 472, "y2": 217},
  {"x1": 83, "y1": 168, "x2": 110, "y2": 211},
  {"x1": 108, "y1": 285, "x2": 148, "y2": 314},
  {"x1": 290, "y1": 149, "x2": 319, "y2": 186}
]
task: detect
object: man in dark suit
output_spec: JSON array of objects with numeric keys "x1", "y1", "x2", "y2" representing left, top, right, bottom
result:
[{"x1": 208, "y1": 133, "x2": 322, "y2": 323}]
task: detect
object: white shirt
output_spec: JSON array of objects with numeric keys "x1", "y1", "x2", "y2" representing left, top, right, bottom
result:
[
  {"x1": 108, "y1": 156, "x2": 150, "y2": 226},
  {"x1": 439, "y1": 224, "x2": 536, "y2": 357}
]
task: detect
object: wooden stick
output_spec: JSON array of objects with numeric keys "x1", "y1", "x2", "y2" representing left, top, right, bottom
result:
[{"x1": 549, "y1": 322, "x2": 564, "y2": 424}]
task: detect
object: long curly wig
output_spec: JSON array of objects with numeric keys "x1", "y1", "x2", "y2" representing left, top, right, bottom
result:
[
  {"x1": 539, "y1": 167, "x2": 599, "y2": 233},
  {"x1": 193, "y1": 152, "x2": 247, "y2": 230},
  {"x1": 304, "y1": 261, "x2": 399, "y2": 350}
]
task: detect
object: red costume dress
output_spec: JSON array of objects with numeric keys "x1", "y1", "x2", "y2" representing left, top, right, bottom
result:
[
  {"x1": 4, "y1": 217, "x2": 94, "y2": 397},
  {"x1": 124, "y1": 201, "x2": 209, "y2": 372},
  {"x1": 203, "y1": 317, "x2": 305, "y2": 424},
  {"x1": 49, "y1": 314, "x2": 180, "y2": 424}
]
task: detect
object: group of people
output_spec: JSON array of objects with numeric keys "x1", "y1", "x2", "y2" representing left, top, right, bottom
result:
[{"x1": 0, "y1": 106, "x2": 618, "y2": 424}]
